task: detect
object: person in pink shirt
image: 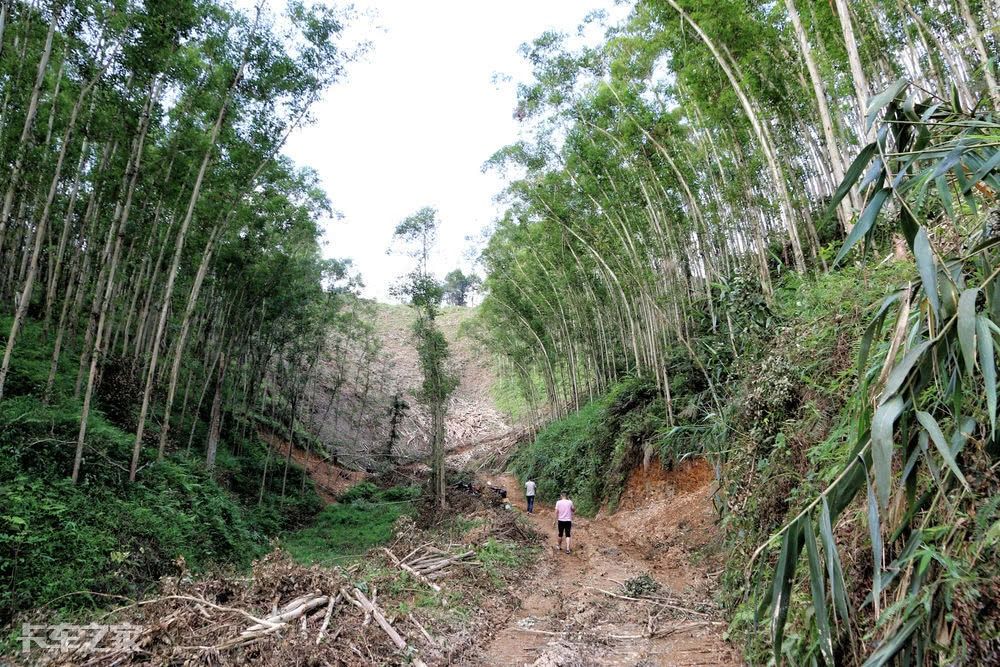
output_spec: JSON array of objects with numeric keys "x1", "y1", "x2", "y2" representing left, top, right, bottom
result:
[{"x1": 555, "y1": 491, "x2": 574, "y2": 554}]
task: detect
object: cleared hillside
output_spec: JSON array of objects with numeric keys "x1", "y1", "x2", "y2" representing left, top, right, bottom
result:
[{"x1": 300, "y1": 303, "x2": 509, "y2": 470}]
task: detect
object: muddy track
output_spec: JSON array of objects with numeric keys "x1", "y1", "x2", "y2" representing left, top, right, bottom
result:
[{"x1": 471, "y1": 466, "x2": 742, "y2": 666}]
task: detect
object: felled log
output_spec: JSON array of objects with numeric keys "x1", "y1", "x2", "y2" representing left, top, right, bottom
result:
[
  {"x1": 412, "y1": 550, "x2": 475, "y2": 576},
  {"x1": 382, "y1": 547, "x2": 442, "y2": 592},
  {"x1": 315, "y1": 593, "x2": 340, "y2": 645},
  {"x1": 352, "y1": 587, "x2": 428, "y2": 667},
  {"x1": 241, "y1": 594, "x2": 329, "y2": 634}
]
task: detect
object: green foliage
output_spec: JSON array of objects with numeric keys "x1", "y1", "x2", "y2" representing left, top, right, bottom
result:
[
  {"x1": 442, "y1": 269, "x2": 481, "y2": 307},
  {"x1": 0, "y1": 398, "x2": 278, "y2": 624},
  {"x1": 0, "y1": 326, "x2": 321, "y2": 625},
  {"x1": 475, "y1": 537, "x2": 525, "y2": 585},
  {"x1": 756, "y1": 82, "x2": 1000, "y2": 666},
  {"x1": 622, "y1": 573, "x2": 660, "y2": 597},
  {"x1": 281, "y1": 483, "x2": 420, "y2": 566},
  {"x1": 510, "y1": 377, "x2": 674, "y2": 514}
]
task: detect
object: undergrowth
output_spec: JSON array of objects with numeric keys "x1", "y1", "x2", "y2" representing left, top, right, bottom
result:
[
  {"x1": 0, "y1": 317, "x2": 322, "y2": 625},
  {"x1": 509, "y1": 376, "x2": 676, "y2": 514},
  {"x1": 281, "y1": 482, "x2": 420, "y2": 566}
]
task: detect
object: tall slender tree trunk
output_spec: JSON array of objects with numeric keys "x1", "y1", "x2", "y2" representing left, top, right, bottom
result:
[
  {"x1": 660, "y1": 0, "x2": 807, "y2": 271},
  {"x1": 43, "y1": 132, "x2": 90, "y2": 333},
  {"x1": 956, "y1": 0, "x2": 999, "y2": 107},
  {"x1": 0, "y1": 0, "x2": 9, "y2": 60},
  {"x1": 433, "y1": 399, "x2": 445, "y2": 509},
  {"x1": 157, "y1": 224, "x2": 221, "y2": 459},
  {"x1": 0, "y1": 71, "x2": 99, "y2": 399},
  {"x1": 785, "y1": 0, "x2": 856, "y2": 227},
  {"x1": 280, "y1": 367, "x2": 300, "y2": 499},
  {"x1": 833, "y1": 0, "x2": 870, "y2": 128},
  {"x1": 0, "y1": 3, "x2": 59, "y2": 261},
  {"x1": 72, "y1": 80, "x2": 158, "y2": 483},
  {"x1": 130, "y1": 60, "x2": 247, "y2": 481},
  {"x1": 205, "y1": 352, "x2": 227, "y2": 471}
]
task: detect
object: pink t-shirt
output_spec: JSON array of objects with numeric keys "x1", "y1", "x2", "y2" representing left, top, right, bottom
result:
[{"x1": 555, "y1": 499, "x2": 574, "y2": 522}]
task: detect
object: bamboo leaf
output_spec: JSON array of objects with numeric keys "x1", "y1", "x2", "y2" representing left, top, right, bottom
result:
[
  {"x1": 913, "y1": 228, "x2": 939, "y2": 318},
  {"x1": 820, "y1": 497, "x2": 849, "y2": 623},
  {"x1": 859, "y1": 158, "x2": 886, "y2": 192},
  {"x1": 866, "y1": 77, "x2": 908, "y2": 130},
  {"x1": 825, "y1": 142, "x2": 877, "y2": 221},
  {"x1": 863, "y1": 531, "x2": 923, "y2": 607},
  {"x1": 835, "y1": 188, "x2": 892, "y2": 265},
  {"x1": 930, "y1": 143, "x2": 967, "y2": 180},
  {"x1": 771, "y1": 519, "x2": 803, "y2": 664},
  {"x1": 880, "y1": 342, "x2": 931, "y2": 403},
  {"x1": 899, "y1": 206, "x2": 918, "y2": 250},
  {"x1": 803, "y1": 515, "x2": 834, "y2": 666},
  {"x1": 915, "y1": 411, "x2": 971, "y2": 492},
  {"x1": 866, "y1": 480, "x2": 883, "y2": 611},
  {"x1": 965, "y1": 150, "x2": 1000, "y2": 194},
  {"x1": 950, "y1": 416, "x2": 977, "y2": 456},
  {"x1": 936, "y1": 174, "x2": 955, "y2": 220},
  {"x1": 977, "y1": 316, "x2": 996, "y2": 437},
  {"x1": 958, "y1": 288, "x2": 978, "y2": 376},
  {"x1": 966, "y1": 234, "x2": 1000, "y2": 257},
  {"x1": 859, "y1": 293, "x2": 900, "y2": 377},
  {"x1": 872, "y1": 396, "x2": 903, "y2": 511},
  {"x1": 919, "y1": 430, "x2": 943, "y2": 486},
  {"x1": 860, "y1": 616, "x2": 922, "y2": 667}
]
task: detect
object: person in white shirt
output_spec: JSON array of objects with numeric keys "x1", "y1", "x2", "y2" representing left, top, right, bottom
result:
[
  {"x1": 525, "y1": 479, "x2": 536, "y2": 513},
  {"x1": 555, "y1": 491, "x2": 574, "y2": 554}
]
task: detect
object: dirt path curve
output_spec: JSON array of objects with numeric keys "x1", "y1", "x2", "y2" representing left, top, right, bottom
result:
[{"x1": 473, "y1": 465, "x2": 742, "y2": 667}]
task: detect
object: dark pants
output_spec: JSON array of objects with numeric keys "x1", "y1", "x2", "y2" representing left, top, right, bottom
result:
[{"x1": 527, "y1": 495, "x2": 534, "y2": 513}]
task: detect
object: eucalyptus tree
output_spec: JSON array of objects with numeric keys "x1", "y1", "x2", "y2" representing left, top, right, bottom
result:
[
  {"x1": 390, "y1": 207, "x2": 457, "y2": 508},
  {"x1": 0, "y1": 0, "x2": 365, "y2": 488}
]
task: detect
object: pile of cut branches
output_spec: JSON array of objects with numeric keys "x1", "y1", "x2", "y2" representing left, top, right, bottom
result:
[{"x1": 18, "y1": 552, "x2": 430, "y2": 666}]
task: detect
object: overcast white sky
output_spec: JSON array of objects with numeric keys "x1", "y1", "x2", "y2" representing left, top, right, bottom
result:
[{"x1": 281, "y1": 0, "x2": 617, "y2": 301}]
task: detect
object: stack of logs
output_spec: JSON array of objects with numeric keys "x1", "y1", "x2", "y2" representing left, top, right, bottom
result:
[{"x1": 383, "y1": 545, "x2": 476, "y2": 592}]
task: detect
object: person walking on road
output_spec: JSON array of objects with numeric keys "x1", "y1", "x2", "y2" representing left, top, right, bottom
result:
[
  {"x1": 555, "y1": 491, "x2": 574, "y2": 554},
  {"x1": 525, "y1": 479, "x2": 536, "y2": 513}
]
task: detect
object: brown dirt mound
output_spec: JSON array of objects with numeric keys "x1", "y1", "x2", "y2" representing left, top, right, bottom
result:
[
  {"x1": 609, "y1": 457, "x2": 722, "y2": 563},
  {"x1": 617, "y1": 457, "x2": 714, "y2": 511}
]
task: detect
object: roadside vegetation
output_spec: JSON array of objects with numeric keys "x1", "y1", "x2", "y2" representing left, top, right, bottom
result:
[
  {"x1": 479, "y1": 1, "x2": 999, "y2": 664},
  {"x1": 0, "y1": 320, "x2": 322, "y2": 624}
]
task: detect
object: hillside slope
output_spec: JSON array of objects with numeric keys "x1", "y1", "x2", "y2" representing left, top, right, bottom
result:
[{"x1": 300, "y1": 303, "x2": 509, "y2": 471}]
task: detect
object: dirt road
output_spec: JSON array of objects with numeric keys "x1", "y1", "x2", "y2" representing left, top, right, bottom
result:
[{"x1": 474, "y1": 461, "x2": 742, "y2": 666}]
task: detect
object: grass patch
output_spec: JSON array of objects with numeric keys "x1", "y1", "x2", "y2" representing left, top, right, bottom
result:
[
  {"x1": 281, "y1": 483, "x2": 420, "y2": 566},
  {"x1": 476, "y1": 537, "x2": 535, "y2": 586}
]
